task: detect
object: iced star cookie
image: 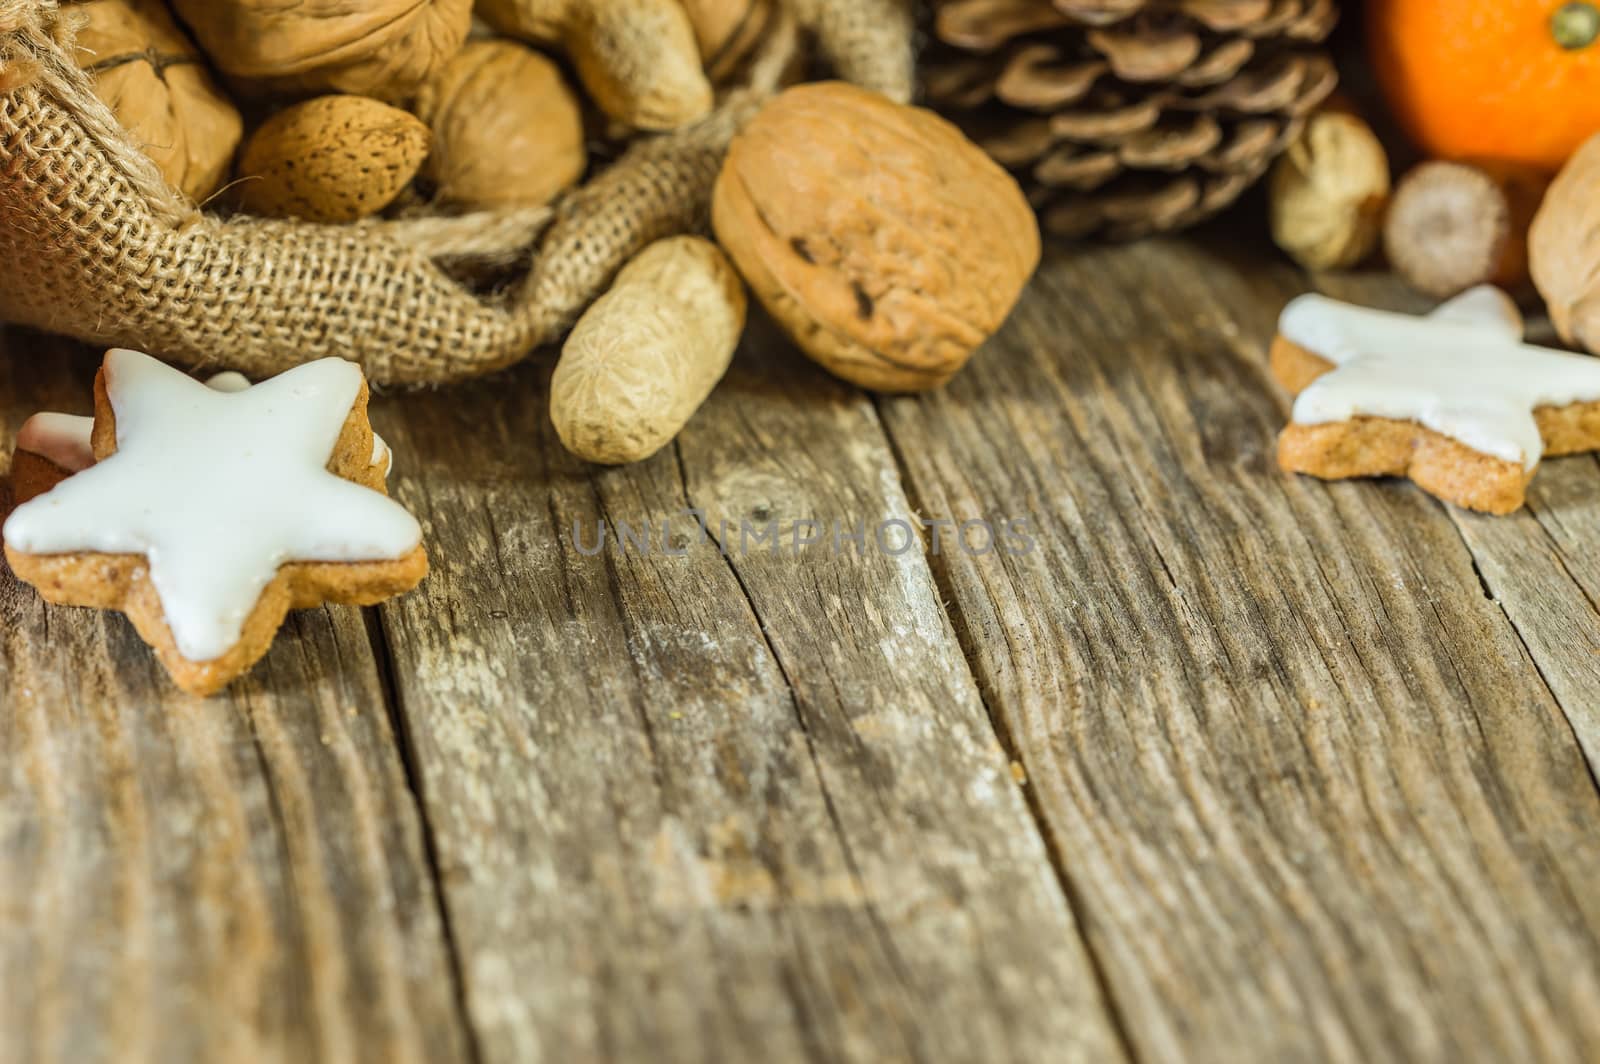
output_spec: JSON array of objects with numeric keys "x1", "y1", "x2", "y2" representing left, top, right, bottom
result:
[
  {"x1": 3, "y1": 350, "x2": 426, "y2": 696},
  {"x1": 1271, "y1": 285, "x2": 1600, "y2": 515},
  {"x1": 10, "y1": 411, "x2": 98, "y2": 505},
  {"x1": 9, "y1": 371, "x2": 393, "y2": 506}
]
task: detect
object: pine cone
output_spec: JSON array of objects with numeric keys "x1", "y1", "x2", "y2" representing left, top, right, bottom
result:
[{"x1": 924, "y1": 0, "x2": 1339, "y2": 240}]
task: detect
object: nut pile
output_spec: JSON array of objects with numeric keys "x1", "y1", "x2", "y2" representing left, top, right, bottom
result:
[
  {"x1": 555, "y1": 79, "x2": 1041, "y2": 464},
  {"x1": 71, "y1": 0, "x2": 596, "y2": 212},
  {"x1": 65, "y1": 0, "x2": 1040, "y2": 465}
]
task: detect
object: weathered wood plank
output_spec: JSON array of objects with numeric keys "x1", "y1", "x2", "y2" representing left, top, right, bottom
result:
[
  {"x1": 676, "y1": 320, "x2": 1125, "y2": 1061},
  {"x1": 373, "y1": 322, "x2": 1125, "y2": 1064},
  {"x1": 0, "y1": 333, "x2": 470, "y2": 1064},
  {"x1": 1462, "y1": 458, "x2": 1600, "y2": 774},
  {"x1": 876, "y1": 238, "x2": 1600, "y2": 1063},
  {"x1": 1311, "y1": 271, "x2": 1600, "y2": 779}
]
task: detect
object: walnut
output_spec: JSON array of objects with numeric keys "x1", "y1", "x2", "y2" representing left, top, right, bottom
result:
[
  {"x1": 235, "y1": 96, "x2": 431, "y2": 223},
  {"x1": 414, "y1": 40, "x2": 585, "y2": 209},
  {"x1": 71, "y1": 0, "x2": 243, "y2": 201},
  {"x1": 711, "y1": 82, "x2": 1040, "y2": 392},
  {"x1": 1269, "y1": 110, "x2": 1390, "y2": 271},
  {"x1": 167, "y1": 0, "x2": 471, "y2": 101},
  {"x1": 1531, "y1": 132, "x2": 1600, "y2": 353}
]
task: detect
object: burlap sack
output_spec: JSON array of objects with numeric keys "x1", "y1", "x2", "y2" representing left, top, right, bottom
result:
[{"x1": 0, "y1": 0, "x2": 910, "y2": 387}]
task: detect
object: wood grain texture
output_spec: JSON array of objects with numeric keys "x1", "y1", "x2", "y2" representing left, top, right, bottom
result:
[
  {"x1": 1463, "y1": 458, "x2": 1600, "y2": 775},
  {"x1": 11, "y1": 230, "x2": 1600, "y2": 1064},
  {"x1": 875, "y1": 238, "x2": 1600, "y2": 1063},
  {"x1": 371, "y1": 322, "x2": 1124, "y2": 1064},
  {"x1": 1311, "y1": 272, "x2": 1600, "y2": 780},
  {"x1": 0, "y1": 337, "x2": 469, "y2": 1064}
]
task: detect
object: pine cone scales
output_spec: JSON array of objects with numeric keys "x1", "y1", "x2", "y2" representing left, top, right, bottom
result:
[{"x1": 925, "y1": 0, "x2": 1339, "y2": 239}]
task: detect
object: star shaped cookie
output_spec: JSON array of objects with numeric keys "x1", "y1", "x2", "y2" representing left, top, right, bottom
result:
[
  {"x1": 1272, "y1": 286, "x2": 1600, "y2": 514},
  {"x1": 10, "y1": 371, "x2": 392, "y2": 505},
  {"x1": 3, "y1": 350, "x2": 426, "y2": 695}
]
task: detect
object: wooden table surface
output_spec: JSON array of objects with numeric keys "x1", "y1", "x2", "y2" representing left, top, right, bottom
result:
[{"x1": 4, "y1": 230, "x2": 1600, "y2": 1064}]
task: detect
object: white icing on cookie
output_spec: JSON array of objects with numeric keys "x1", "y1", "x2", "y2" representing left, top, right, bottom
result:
[
  {"x1": 17, "y1": 371, "x2": 392, "y2": 478},
  {"x1": 208, "y1": 369, "x2": 391, "y2": 471},
  {"x1": 1281, "y1": 286, "x2": 1600, "y2": 470},
  {"x1": 209, "y1": 369, "x2": 391, "y2": 472},
  {"x1": 1425, "y1": 285, "x2": 1523, "y2": 337},
  {"x1": 3, "y1": 350, "x2": 421, "y2": 663},
  {"x1": 16, "y1": 412, "x2": 96, "y2": 473}
]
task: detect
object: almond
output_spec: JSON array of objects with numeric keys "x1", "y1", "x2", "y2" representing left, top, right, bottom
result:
[{"x1": 236, "y1": 96, "x2": 431, "y2": 223}]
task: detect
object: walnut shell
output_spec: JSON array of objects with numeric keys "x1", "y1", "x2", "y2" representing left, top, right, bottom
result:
[
  {"x1": 1531, "y1": 133, "x2": 1600, "y2": 354},
  {"x1": 167, "y1": 0, "x2": 471, "y2": 100},
  {"x1": 413, "y1": 40, "x2": 585, "y2": 209},
  {"x1": 1269, "y1": 110, "x2": 1390, "y2": 271},
  {"x1": 712, "y1": 82, "x2": 1040, "y2": 392},
  {"x1": 236, "y1": 96, "x2": 431, "y2": 223},
  {"x1": 72, "y1": 0, "x2": 243, "y2": 201}
]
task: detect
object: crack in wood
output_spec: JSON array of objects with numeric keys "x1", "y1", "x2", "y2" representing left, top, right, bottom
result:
[{"x1": 363, "y1": 606, "x2": 486, "y2": 1064}]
